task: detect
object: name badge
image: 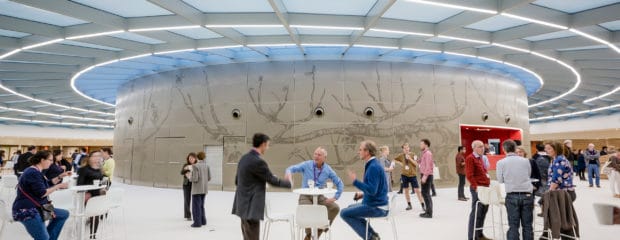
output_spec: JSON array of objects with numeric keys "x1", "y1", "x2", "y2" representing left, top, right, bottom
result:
[
  {"x1": 405, "y1": 166, "x2": 410, "y2": 170},
  {"x1": 486, "y1": 174, "x2": 490, "y2": 179}
]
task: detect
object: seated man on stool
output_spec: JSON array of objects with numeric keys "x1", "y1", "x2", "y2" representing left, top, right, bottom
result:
[
  {"x1": 340, "y1": 140, "x2": 389, "y2": 240},
  {"x1": 285, "y1": 147, "x2": 344, "y2": 240}
]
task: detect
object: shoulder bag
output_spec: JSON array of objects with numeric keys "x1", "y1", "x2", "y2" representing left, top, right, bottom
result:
[{"x1": 18, "y1": 186, "x2": 55, "y2": 221}]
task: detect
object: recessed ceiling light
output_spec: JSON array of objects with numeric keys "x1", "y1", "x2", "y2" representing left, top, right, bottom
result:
[
  {"x1": 129, "y1": 25, "x2": 201, "y2": 32},
  {"x1": 291, "y1": 25, "x2": 364, "y2": 31},
  {"x1": 405, "y1": 0, "x2": 497, "y2": 14}
]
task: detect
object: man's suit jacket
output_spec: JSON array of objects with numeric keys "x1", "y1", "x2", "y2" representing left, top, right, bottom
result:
[{"x1": 232, "y1": 150, "x2": 291, "y2": 220}]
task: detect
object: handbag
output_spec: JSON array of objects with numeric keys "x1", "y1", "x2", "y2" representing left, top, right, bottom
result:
[
  {"x1": 433, "y1": 166, "x2": 441, "y2": 180},
  {"x1": 18, "y1": 186, "x2": 55, "y2": 221}
]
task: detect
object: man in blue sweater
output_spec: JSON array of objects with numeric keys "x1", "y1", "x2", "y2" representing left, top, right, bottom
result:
[{"x1": 341, "y1": 140, "x2": 389, "y2": 240}]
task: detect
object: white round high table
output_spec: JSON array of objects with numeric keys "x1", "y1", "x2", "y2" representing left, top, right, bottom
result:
[
  {"x1": 69, "y1": 185, "x2": 105, "y2": 240},
  {"x1": 292, "y1": 188, "x2": 337, "y2": 240}
]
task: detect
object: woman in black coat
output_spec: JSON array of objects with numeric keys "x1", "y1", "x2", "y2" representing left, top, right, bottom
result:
[
  {"x1": 45, "y1": 150, "x2": 72, "y2": 186},
  {"x1": 181, "y1": 152, "x2": 197, "y2": 220}
]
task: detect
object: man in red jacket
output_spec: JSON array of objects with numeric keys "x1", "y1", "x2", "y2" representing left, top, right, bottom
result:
[
  {"x1": 466, "y1": 140, "x2": 491, "y2": 240},
  {"x1": 456, "y1": 146, "x2": 468, "y2": 201}
]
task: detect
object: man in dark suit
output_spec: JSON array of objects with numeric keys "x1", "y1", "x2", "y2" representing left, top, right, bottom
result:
[
  {"x1": 15, "y1": 145, "x2": 36, "y2": 176},
  {"x1": 232, "y1": 133, "x2": 291, "y2": 240}
]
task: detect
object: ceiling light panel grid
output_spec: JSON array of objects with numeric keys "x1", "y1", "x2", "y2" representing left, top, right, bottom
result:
[
  {"x1": 532, "y1": 0, "x2": 620, "y2": 14},
  {"x1": 70, "y1": 0, "x2": 173, "y2": 17},
  {"x1": 282, "y1": 0, "x2": 377, "y2": 16},
  {"x1": 383, "y1": 0, "x2": 464, "y2": 23},
  {"x1": 467, "y1": 15, "x2": 531, "y2": 32},
  {"x1": 0, "y1": 29, "x2": 31, "y2": 38},
  {"x1": 181, "y1": 0, "x2": 275, "y2": 13},
  {"x1": 0, "y1": 1, "x2": 88, "y2": 26},
  {"x1": 168, "y1": 28, "x2": 222, "y2": 39}
]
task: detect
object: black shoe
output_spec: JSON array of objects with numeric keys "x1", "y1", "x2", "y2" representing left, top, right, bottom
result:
[
  {"x1": 191, "y1": 224, "x2": 201, "y2": 228},
  {"x1": 406, "y1": 205, "x2": 412, "y2": 210},
  {"x1": 397, "y1": 190, "x2": 403, "y2": 194},
  {"x1": 419, "y1": 213, "x2": 432, "y2": 218},
  {"x1": 432, "y1": 193, "x2": 437, "y2": 197},
  {"x1": 597, "y1": 185, "x2": 601, "y2": 188},
  {"x1": 458, "y1": 197, "x2": 467, "y2": 201},
  {"x1": 589, "y1": 185, "x2": 593, "y2": 187},
  {"x1": 370, "y1": 233, "x2": 381, "y2": 240},
  {"x1": 185, "y1": 217, "x2": 192, "y2": 221}
]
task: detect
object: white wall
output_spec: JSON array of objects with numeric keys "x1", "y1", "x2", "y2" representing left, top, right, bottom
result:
[
  {"x1": 0, "y1": 124, "x2": 113, "y2": 140},
  {"x1": 530, "y1": 113, "x2": 620, "y2": 134}
]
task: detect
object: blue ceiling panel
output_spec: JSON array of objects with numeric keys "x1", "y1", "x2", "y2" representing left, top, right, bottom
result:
[{"x1": 74, "y1": 46, "x2": 542, "y2": 105}]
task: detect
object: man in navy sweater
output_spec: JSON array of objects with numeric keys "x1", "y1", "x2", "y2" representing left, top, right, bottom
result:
[{"x1": 340, "y1": 140, "x2": 389, "y2": 240}]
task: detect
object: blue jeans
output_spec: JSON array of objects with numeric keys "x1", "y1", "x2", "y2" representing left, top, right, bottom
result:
[
  {"x1": 505, "y1": 193, "x2": 534, "y2": 240},
  {"x1": 20, "y1": 208, "x2": 69, "y2": 240},
  {"x1": 588, "y1": 164, "x2": 600, "y2": 186},
  {"x1": 468, "y1": 188, "x2": 489, "y2": 240},
  {"x1": 191, "y1": 194, "x2": 206, "y2": 226},
  {"x1": 340, "y1": 203, "x2": 388, "y2": 239}
]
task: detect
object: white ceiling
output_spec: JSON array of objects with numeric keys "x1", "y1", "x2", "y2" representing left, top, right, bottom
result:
[{"x1": 0, "y1": 0, "x2": 618, "y2": 129}]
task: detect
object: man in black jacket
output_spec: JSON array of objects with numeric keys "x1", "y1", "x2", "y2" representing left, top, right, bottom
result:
[
  {"x1": 232, "y1": 133, "x2": 291, "y2": 240},
  {"x1": 14, "y1": 145, "x2": 36, "y2": 176}
]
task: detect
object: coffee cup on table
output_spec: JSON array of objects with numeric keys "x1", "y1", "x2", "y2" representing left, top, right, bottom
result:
[
  {"x1": 93, "y1": 180, "x2": 101, "y2": 186},
  {"x1": 308, "y1": 179, "x2": 315, "y2": 189}
]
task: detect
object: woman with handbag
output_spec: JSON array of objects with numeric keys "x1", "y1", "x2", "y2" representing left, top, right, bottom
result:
[
  {"x1": 181, "y1": 152, "x2": 197, "y2": 221},
  {"x1": 12, "y1": 150, "x2": 70, "y2": 240}
]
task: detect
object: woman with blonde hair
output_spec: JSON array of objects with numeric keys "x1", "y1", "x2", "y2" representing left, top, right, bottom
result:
[{"x1": 379, "y1": 145, "x2": 394, "y2": 191}]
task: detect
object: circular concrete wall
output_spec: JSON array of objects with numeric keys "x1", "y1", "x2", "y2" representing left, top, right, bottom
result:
[{"x1": 113, "y1": 60, "x2": 530, "y2": 189}]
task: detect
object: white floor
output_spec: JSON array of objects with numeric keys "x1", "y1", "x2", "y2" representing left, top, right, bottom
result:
[{"x1": 2, "y1": 178, "x2": 619, "y2": 240}]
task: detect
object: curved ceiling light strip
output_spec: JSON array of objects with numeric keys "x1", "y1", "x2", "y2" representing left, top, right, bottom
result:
[
  {"x1": 0, "y1": 82, "x2": 113, "y2": 116},
  {"x1": 406, "y1": 0, "x2": 620, "y2": 105},
  {"x1": 583, "y1": 86, "x2": 620, "y2": 103},
  {"x1": 530, "y1": 103, "x2": 620, "y2": 121},
  {"x1": 0, "y1": 106, "x2": 114, "y2": 123},
  {"x1": 0, "y1": 116, "x2": 113, "y2": 128},
  {"x1": 0, "y1": 6, "x2": 614, "y2": 124}
]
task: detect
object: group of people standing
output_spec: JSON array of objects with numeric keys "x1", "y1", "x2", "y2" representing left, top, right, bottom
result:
[
  {"x1": 228, "y1": 133, "x2": 435, "y2": 240},
  {"x1": 180, "y1": 151, "x2": 212, "y2": 228},
  {"x1": 10, "y1": 146, "x2": 115, "y2": 240},
  {"x1": 460, "y1": 138, "x2": 611, "y2": 240}
]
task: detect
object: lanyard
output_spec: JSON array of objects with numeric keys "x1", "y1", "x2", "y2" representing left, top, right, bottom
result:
[{"x1": 313, "y1": 163, "x2": 323, "y2": 183}]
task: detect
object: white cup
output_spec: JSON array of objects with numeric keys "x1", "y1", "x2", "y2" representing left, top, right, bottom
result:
[
  {"x1": 326, "y1": 182, "x2": 333, "y2": 189},
  {"x1": 93, "y1": 180, "x2": 101, "y2": 186},
  {"x1": 308, "y1": 180, "x2": 315, "y2": 189}
]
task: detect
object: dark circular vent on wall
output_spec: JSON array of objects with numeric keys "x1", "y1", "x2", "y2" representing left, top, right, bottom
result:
[
  {"x1": 482, "y1": 112, "x2": 489, "y2": 122},
  {"x1": 128, "y1": 117, "x2": 134, "y2": 125},
  {"x1": 232, "y1": 109, "x2": 241, "y2": 119},
  {"x1": 314, "y1": 106, "x2": 324, "y2": 117},
  {"x1": 364, "y1": 107, "x2": 374, "y2": 117}
]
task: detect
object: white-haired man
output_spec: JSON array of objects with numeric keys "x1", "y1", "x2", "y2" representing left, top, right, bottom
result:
[{"x1": 285, "y1": 147, "x2": 344, "y2": 240}]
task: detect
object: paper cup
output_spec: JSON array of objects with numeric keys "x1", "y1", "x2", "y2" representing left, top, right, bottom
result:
[
  {"x1": 326, "y1": 182, "x2": 333, "y2": 189},
  {"x1": 308, "y1": 180, "x2": 315, "y2": 189}
]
